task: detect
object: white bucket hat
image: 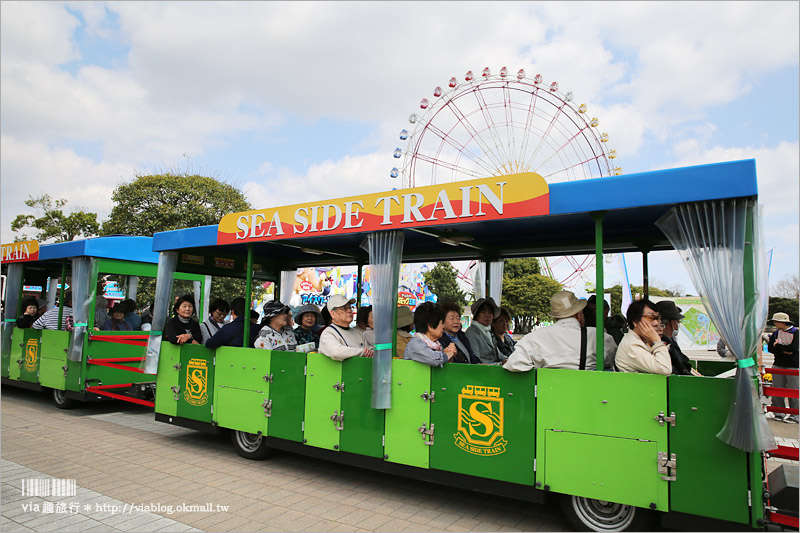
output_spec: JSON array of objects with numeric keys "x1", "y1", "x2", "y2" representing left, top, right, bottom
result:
[{"x1": 550, "y1": 290, "x2": 587, "y2": 319}]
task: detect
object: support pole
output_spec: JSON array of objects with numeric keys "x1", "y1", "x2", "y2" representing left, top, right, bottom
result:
[
  {"x1": 642, "y1": 250, "x2": 650, "y2": 300},
  {"x1": 356, "y1": 262, "x2": 363, "y2": 307},
  {"x1": 593, "y1": 212, "x2": 605, "y2": 370},
  {"x1": 57, "y1": 259, "x2": 67, "y2": 330},
  {"x1": 243, "y1": 244, "x2": 254, "y2": 348}
]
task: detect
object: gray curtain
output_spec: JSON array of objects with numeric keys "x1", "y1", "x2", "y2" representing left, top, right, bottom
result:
[
  {"x1": 143, "y1": 252, "x2": 177, "y2": 374},
  {"x1": 1, "y1": 263, "x2": 24, "y2": 359},
  {"x1": 362, "y1": 231, "x2": 404, "y2": 409},
  {"x1": 472, "y1": 261, "x2": 486, "y2": 300},
  {"x1": 656, "y1": 200, "x2": 774, "y2": 452},
  {"x1": 68, "y1": 257, "x2": 92, "y2": 362}
]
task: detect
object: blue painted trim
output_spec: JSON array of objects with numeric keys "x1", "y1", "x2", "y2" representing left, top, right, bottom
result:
[
  {"x1": 38, "y1": 236, "x2": 158, "y2": 262},
  {"x1": 152, "y1": 225, "x2": 218, "y2": 252}
]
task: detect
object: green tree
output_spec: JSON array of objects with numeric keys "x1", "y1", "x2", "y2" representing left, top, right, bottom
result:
[
  {"x1": 504, "y1": 257, "x2": 541, "y2": 277},
  {"x1": 11, "y1": 194, "x2": 100, "y2": 243},
  {"x1": 424, "y1": 262, "x2": 466, "y2": 305},
  {"x1": 502, "y1": 273, "x2": 562, "y2": 334},
  {"x1": 103, "y1": 173, "x2": 251, "y2": 236},
  {"x1": 768, "y1": 297, "x2": 799, "y2": 325},
  {"x1": 103, "y1": 172, "x2": 257, "y2": 308}
]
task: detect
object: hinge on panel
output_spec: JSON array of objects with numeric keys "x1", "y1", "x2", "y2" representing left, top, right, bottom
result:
[
  {"x1": 173, "y1": 363, "x2": 181, "y2": 371},
  {"x1": 301, "y1": 421, "x2": 305, "y2": 432},
  {"x1": 747, "y1": 490, "x2": 751, "y2": 507},
  {"x1": 62, "y1": 364, "x2": 69, "y2": 377},
  {"x1": 212, "y1": 357, "x2": 215, "y2": 366},
  {"x1": 210, "y1": 405, "x2": 213, "y2": 414},
  {"x1": 654, "y1": 411, "x2": 677, "y2": 427},
  {"x1": 534, "y1": 385, "x2": 537, "y2": 398},
  {"x1": 304, "y1": 365, "x2": 307, "y2": 376},
  {"x1": 382, "y1": 435, "x2": 385, "y2": 446},
  {"x1": 418, "y1": 422, "x2": 435, "y2": 445},
  {"x1": 262, "y1": 398, "x2": 273, "y2": 417},
  {"x1": 263, "y1": 373, "x2": 274, "y2": 383},
  {"x1": 333, "y1": 381, "x2": 345, "y2": 392},
  {"x1": 331, "y1": 410, "x2": 344, "y2": 430},
  {"x1": 657, "y1": 451, "x2": 677, "y2": 481},
  {"x1": 533, "y1": 458, "x2": 537, "y2": 472},
  {"x1": 170, "y1": 385, "x2": 180, "y2": 401},
  {"x1": 420, "y1": 390, "x2": 435, "y2": 402}
]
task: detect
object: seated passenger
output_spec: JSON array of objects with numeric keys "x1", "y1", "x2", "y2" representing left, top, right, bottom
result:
[
  {"x1": 493, "y1": 306, "x2": 516, "y2": 359},
  {"x1": 294, "y1": 304, "x2": 323, "y2": 350},
  {"x1": 15, "y1": 298, "x2": 39, "y2": 329},
  {"x1": 656, "y1": 300, "x2": 701, "y2": 376},
  {"x1": 32, "y1": 292, "x2": 73, "y2": 330},
  {"x1": 103, "y1": 303, "x2": 133, "y2": 331},
  {"x1": 584, "y1": 295, "x2": 626, "y2": 345},
  {"x1": 614, "y1": 299, "x2": 671, "y2": 375},
  {"x1": 395, "y1": 306, "x2": 414, "y2": 358},
  {"x1": 164, "y1": 295, "x2": 202, "y2": 345},
  {"x1": 318, "y1": 295, "x2": 373, "y2": 361},
  {"x1": 206, "y1": 297, "x2": 258, "y2": 349},
  {"x1": 503, "y1": 291, "x2": 617, "y2": 372},
  {"x1": 94, "y1": 283, "x2": 108, "y2": 330},
  {"x1": 254, "y1": 301, "x2": 297, "y2": 351},
  {"x1": 404, "y1": 302, "x2": 456, "y2": 367},
  {"x1": 465, "y1": 297, "x2": 503, "y2": 364},
  {"x1": 438, "y1": 301, "x2": 479, "y2": 364},
  {"x1": 357, "y1": 305, "x2": 375, "y2": 349},
  {"x1": 121, "y1": 299, "x2": 142, "y2": 330},
  {"x1": 200, "y1": 298, "x2": 229, "y2": 343}
]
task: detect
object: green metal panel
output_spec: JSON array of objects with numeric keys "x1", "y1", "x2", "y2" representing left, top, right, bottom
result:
[
  {"x1": 176, "y1": 344, "x2": 215, "y2": 423},
  {"x1": 544, "y1": 431, "x2": 663, "y2": 510},
  {"x1": 65, "y1": 360, "x2": 82, "y2": 391},
  {"x1": 85, "y1": 333, "x2": 153, "y2": 387},
  {"x1": 303, "y1": 352, "x2": 342, "y2": 451},
  {"x1": 212, "y1": 347, "x2": 270, "y2": 434},
  {"x1": 340, "y1": 357, "x2": 385, "y2": 458},
  {"x1": 384, "y1": 359, "x2": 431, "y2": 468},
  {"x1": 536, "y1": 369, "x2": 669, "y2": 510},
  {"x1": 267, "y1": 351, "x2": 307, "y2": 442},
  {"x1": 2, "y1": 328, "x2": 24, "y2": 378},
  {"x1": 39, "y1": 334, "x2": 67, "y2": 391},
  {"x1": 155, "y1": 342, "x2": 181, "y2": 416},
  {"x1": 668, "y1": 376, "x2": 750, "y2": 524},
  {"x1": 429, "y1": 364, "x2": 536, "y2": 486},
  {"x1": 19, "y1": 329, "x2": 43, "y2": 384},
  {"x1": 696, "y1": 360, "x2": 735, "y2": 376}
]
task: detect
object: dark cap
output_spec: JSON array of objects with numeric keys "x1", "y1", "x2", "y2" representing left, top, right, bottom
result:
[{"x1": 656, "y1": 300, "x2": 684, "y2": 320}]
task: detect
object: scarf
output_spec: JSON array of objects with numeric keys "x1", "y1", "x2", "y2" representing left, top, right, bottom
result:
[{"x1": 415, "y1": 332, "x2": 442, "y2": 351}]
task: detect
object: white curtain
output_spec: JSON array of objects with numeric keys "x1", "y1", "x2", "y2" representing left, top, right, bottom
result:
[
  {"x1": 472, "y1": 261, "x2": 486, "y2": 300},
  {"x1": 1, "y1": 264, "x2": 24, "y2": 360},
  {"x1": 656, "y1": 200, "x2": 774, "y2": 452},
  {"x1": 489, "y1": 260, "x2": 504, "y2": 304},
  {"x1": 68, "y1": 257, "x2": 92, "y2": 362},
  {"x1": 280, "y1": 270, "x2": 296, "y2": 305},
  {"x1": 143, "y1": 252, "x2": 177, "y2": 374},
  {"x1": 363, "y1": 231, "x2": 404, "y2": 409}
]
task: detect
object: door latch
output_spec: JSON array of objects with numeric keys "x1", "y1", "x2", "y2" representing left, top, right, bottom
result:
[
  {"x1": 16, "y1": 359, "x2": 23, "y2": 368},
  {"x1": 658, "y1": 451, "x2": 677, "y2": 481},
  {"x1": 262, "y1": 398, "x2": 273, "y2": 417},
  {"x1": 418, "y1": 422, "x2": 435, "y2": 445},
  {"x1": 170, "y1": 385, "x2": 180, "y2": 401},
  {"x1": 173, "y1": 363, "x2": 181, "y2": 371},
  {"x1": 331, "y1": 410, "x2": 344, "y2": 430},
  {"x1": 654, "y1": 411, "x2": 676, "y2": 427},
  {"x1": 263, "y1": 373, "x2": 274, "y2": 383},
  {"x1": 333, "y1": 381, "x2": 345, "y2": 392},
  {"x1": 420, "y1": 390, "x2": 435, "y2": 403},
  {"x1": 62, "y1": 364, "x2": 69, "y2": 377}
]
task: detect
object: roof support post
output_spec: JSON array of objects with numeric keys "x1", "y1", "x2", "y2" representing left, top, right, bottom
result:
[
  {"x1": 243, "y1": 244, "x2": 253, "y2": 348},
  {"x1": 1, "y1": 263, "x2": 24, "y2": 361},
  {"x1": 356, "y1": 262, "x2": 363, "y2": 307},
  {"x1": 592, "y1": 212, "x2": 606, "y2": 370},
  {"x1": 642, "y1": 250, "x2": 649, "y2": 300}
]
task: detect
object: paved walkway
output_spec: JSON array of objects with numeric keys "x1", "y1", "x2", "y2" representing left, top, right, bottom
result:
[{"x1": 1, "y1": 388, "x2": 567, "y2": 532}]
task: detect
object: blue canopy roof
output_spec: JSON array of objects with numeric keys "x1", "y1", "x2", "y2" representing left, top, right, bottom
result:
[
  {"x1": 38, "y1": 236, "x2": 158, "y2": 263},
  {"x1": 151, "y1": 159, "x2": 758, "y2": 267}
]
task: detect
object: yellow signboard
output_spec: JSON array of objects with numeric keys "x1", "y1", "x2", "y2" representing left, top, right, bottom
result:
[{"x1": 454, "y1": 384, "x2": 507, "y2": 456}]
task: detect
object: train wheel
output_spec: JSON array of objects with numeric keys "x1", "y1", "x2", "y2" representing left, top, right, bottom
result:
[
  {"x1": 231, "y1": 430, "x2": 272, "y2": 460},
  {"x1": 52, "y1": 389, "x2": 78, "y2": 410},
  {"x1": 559, "y1": 494, "x2": 656, "y2": 531}
]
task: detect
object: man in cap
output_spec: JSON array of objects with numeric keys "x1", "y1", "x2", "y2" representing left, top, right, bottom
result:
[
  {"x1": 503, "y1": 291, "x2": 616, "y2": 372},
  {"x1": 465, "y1": 297, "x2": 504, "y2": 364},
  {"x1": 318, "y1": 295, "x2": 373, "y2": 361},
  {"x1": 656, "y1": 300, "x2": 701, "y2": 376},
  {"x1": 767, "y1": 312, "x2": 798, "y2": 423}
]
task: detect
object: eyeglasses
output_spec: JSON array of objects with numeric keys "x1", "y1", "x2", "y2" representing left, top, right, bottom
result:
[
  {"x1": 334, "y1": 306, "x2": 354, "y2": 313},
  {"x1": 642, "y1": 313, "x2": 662, "y2": 322}
]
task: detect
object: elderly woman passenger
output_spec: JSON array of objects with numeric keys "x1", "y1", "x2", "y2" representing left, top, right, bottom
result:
[
  {"x1": 254, "y1": 301, "x2": 297, "y2": 351},
  {"x1": 403, "y1": 302, "x2": 456, "y2": 367},
  {"x1": 465, "y1": 297, "x2": 503, "y2": 364},
  {"x1": 294, "y1": 304, "x2": 323, "y2": 350},
  {"x1": 438, "y1": 302, "x2": 479, "y2": 364},
  {"x1": 615, "y1": 299, "x2": 672, "y2": 374},
  {"x1": 164, "y1": 295, "x2": 202, "y2": 345},
  {"x1": 493, "y1": 306, "x2": 516, "y2": 359}
]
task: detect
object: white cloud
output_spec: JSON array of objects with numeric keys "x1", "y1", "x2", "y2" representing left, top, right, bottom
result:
[{"x1": 0, "y1": 1, "x2": 80, "y2": 66}]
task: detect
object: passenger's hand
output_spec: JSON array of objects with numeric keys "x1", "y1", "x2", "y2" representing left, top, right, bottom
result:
[
  {"x1": 363, "y1": 347, "x2": 374, "y2": 358},
  {"x1": 176, "y1": 333, "x2": 192, "y2": 344},
  {"x1": 443, "y1": 344, "x2": 457, "y2": 360},
  {"x1": 634, "y1": 320, "x2": 661, "y2": 345}
]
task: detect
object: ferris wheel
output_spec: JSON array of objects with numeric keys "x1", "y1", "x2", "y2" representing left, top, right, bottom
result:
[{"x1": 392, "y1": 67, "x2": 621, "y2": 289}]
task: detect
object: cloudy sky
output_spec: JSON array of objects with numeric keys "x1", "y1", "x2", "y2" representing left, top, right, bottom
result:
[{"x1": 1, "y1": 1, "x2": 798, "y2": 294}]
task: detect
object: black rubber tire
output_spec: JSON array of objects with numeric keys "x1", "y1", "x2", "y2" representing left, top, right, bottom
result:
[
  {"x1": 52, "y1": 389, "x2": 78, "y2": 410},
  {"x1": 559, "y1": 494, "x2": 657, "y2": 532},
  {"x1": 230, "y1": 430, "x2": 273, "y2": 460}
]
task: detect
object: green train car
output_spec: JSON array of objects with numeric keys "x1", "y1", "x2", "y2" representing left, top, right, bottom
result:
[
  {"x1": 1, "y1": 236, "x2": 207, "y2": 408},
  {"x1": 144, "y1": 160, "x2": 795, "y2": 531}
]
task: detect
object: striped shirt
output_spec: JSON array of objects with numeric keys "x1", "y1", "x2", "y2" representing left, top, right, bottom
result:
[{"x1": 32, "y1": 306, "x2": 73, "y2": 330}]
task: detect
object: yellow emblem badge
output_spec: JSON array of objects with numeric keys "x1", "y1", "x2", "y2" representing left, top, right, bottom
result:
[
  {"x1": 24, "y1": 339, "x2": 38, "y2": 373},
  {"x1": 183, "y1": 358, "x2": 209, "y2": 406},
  {"x1": 454, "y1": 384, "x2": 507, "y2": 456}
]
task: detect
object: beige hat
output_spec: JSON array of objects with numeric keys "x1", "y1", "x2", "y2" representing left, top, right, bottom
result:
[
  {"x1": 769, "y1": 312, "x2": 794, "y2": 325},
  {"x1": 550, "y1": 290, "x2": 587, "y2": 319},
  {"x1": 396, "y1": 306, "x2": 414, "y2": 328},
  {"x1": 326, "y1": 294, "x2": 356, "y2": 312},
  {"x1": 470, "y1": 297, "x2": 501, "y2": 319}
]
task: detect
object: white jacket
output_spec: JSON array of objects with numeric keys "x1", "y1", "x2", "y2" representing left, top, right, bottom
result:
[{"x1": 318, "y1": 324, "x2": 366, "y2": 361}]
